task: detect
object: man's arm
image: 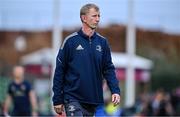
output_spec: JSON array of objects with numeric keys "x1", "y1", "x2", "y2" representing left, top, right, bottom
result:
[
  {"x1": 3, "y1": 94, "x2": 11, "y2": 115},
  {"x1": 52, "y1": 39, "x2": 69, "y2": 114},
  {"x1": 29, "y1": 90, "x2": 38, "y2": 116},
  {"x1": 103, "y1": 39, "x2": 121, "y2": 106}
]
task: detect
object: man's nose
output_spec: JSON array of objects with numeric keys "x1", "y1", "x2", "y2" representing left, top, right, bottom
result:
[{"x1": 96, "y1": 16, "x2": 100, "y2": 22}]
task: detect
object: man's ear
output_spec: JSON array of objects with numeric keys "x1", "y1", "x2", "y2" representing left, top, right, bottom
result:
[{"x1": 81, "y1": 15, "x2": 86, "y2": 23}]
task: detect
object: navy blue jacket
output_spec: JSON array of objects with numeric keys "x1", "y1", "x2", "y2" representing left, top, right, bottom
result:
[{"x1": 52, "y1": 29, "x2": 120, "y2": 106}]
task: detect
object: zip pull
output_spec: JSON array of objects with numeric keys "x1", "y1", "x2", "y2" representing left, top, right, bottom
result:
[
  {"x1": 89, "y1": 40, "x2": 92, "y2": 44},
  {"x1": 89, "y1": 37, "x2": 92, "y2": 44}
]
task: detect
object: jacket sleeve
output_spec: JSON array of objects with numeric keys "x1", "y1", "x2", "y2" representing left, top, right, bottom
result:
[
  {"x1": 52, "y1": 40, "x2": 69, "y2": 105},
  {"x1": 103, "y1": 39, "x2": 120, "y2": 95}
]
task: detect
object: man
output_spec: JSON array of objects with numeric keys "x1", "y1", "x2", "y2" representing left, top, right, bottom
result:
[
  {"x1": 4, "y1": 65, "x2": 38, "y2": 116},
  {"x1": 52, "y1": 3, "x2": 121, "y2": 116}
]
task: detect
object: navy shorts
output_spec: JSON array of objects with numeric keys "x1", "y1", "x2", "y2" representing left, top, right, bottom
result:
[{"x1": 64, "y1": 101, "x2": 97, "y2": 116}]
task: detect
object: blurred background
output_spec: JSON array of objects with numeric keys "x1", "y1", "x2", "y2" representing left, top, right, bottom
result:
[{"x1": 0, "y1": 0, "x2": 180, "y2": 116}]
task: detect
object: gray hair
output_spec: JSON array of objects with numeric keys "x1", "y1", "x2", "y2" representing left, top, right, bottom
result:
[{"x1": 80, "y1": 3, "x2": 99, "y2": 22}]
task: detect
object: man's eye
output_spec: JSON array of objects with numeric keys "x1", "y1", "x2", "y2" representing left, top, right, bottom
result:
[{"x1": 92, "y1": 15, "x2": 100, "y2": 17}]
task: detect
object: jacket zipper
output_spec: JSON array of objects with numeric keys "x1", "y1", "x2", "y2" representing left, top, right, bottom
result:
[
  {"x1": 89, "y1": 37, "x2": 93, "y2": 76},
  {"x1": 89, "y1": 37, "x2": 92, "y2": 46},
  {"x1": 89, "y1": 37, "x2": 100, "y2": 99}
]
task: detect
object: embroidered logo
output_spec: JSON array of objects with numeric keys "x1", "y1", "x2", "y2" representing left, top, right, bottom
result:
[
  {"x1": 68, "y1": 105, "x2": 75, "y2": 112},
  {"x1": 76, "y1": 44, "x2": 84, "y2": 50},
  {"x1": 96, "y1": 45, "x2": 102, "y2": 52}
]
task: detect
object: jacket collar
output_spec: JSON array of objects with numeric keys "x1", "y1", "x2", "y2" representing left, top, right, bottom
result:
[{"x1": 78, "y1": 28, "x2": 97, "y2": 40}]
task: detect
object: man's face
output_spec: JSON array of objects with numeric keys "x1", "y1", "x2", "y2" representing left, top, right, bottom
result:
[
  {"x1": 82, "y1": 8, "x2": 100, "y2": 29},
  {"x1": 13, "y1": 66, "x2": 24, "y2": 79}
]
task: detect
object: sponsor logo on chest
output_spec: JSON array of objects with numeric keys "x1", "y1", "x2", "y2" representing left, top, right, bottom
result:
[{"x1": 96, "y1": 45, "x2": 102, "y2": 52}]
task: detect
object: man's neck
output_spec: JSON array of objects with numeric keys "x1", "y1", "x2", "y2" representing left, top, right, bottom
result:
[
  {"x1": 82, "y1": 25, "x2": 95, "y2": 38},
  {"x1": 14, "y1": 77, "x2": 23, "y2": 84}
]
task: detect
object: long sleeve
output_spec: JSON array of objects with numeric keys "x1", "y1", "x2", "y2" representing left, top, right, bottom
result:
[
  {"x1": 103, "y1": 39, "x2": 120, "y2": 95},
  {"x1": 52, "y1": 40, "x2": 69, "y2": 105}
]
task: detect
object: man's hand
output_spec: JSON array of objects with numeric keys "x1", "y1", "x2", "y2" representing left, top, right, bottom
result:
[
  {"x1": 112, "y1": 93, "x2": 121, "y2": 106},
  {"x1": 54, "y1": 104, "x2": 64, "y2": 115}
]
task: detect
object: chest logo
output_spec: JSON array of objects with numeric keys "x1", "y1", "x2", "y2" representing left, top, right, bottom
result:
[
  {"x1": 96, "y1": 45, "x2": 102, "y2": 52},
  {"x1": 76, "y1": 44, "x2": 84, "y2": 50},
  {"x1": 21, "y1": 85, "x2": 26, "y2": 91}
]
